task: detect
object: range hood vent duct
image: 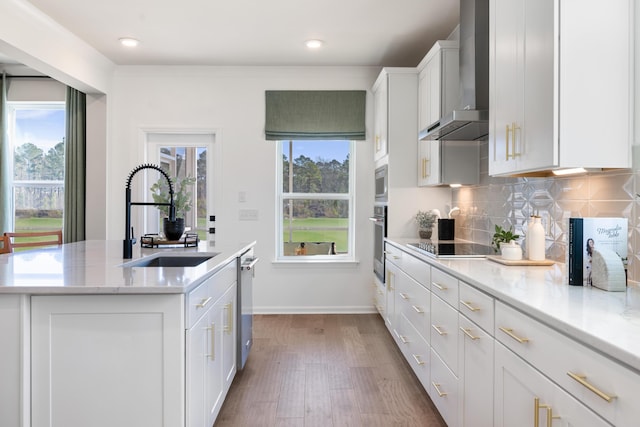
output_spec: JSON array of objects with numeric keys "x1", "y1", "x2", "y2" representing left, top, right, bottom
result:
[{"x1": 420, "y1": 0, "x2": 489, "y2": 141}]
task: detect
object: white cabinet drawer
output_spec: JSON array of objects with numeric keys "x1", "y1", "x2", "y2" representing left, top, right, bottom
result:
[
  {"x1": 431, "y1": 294, "x2": 458, "y2": 375},
  {"x1": 373, "y1": 277, "x2": 385, "y2": 316},
  {"x1": 396, "y1": 313, "x2": 430, "y2": 391},
  {"x1": 458, "y1": 280, "x2": 494, "y2": 334},
  {"x1": 384, "y1": 242, "x2": 404, "y2": 268},
  {"x1": 430, "y1": 348, "x2": 459, "y2": 427},
  {"x1": 396, "y1": 269, "x2": 430, "y2": 342},
  {"x1": 496, "y1": 301, "x2": 640, "y2": 427},
  {"x1": 187, "y1": 261, "x2": 237, "y2": 329},
  {"x1": 401, "y1": 251, "x2": 430, "y2": 288},
  {"x1": 431, "y1": 267, "x2": 458, "y2": 307}
]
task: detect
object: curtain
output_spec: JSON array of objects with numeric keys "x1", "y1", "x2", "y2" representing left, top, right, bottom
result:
[
  {"x1": 265, "y1": 90, "x2": 366, "y2": 140},
  {"x1": 63, "y1": 87, "x2": 86, "y2": 243},
  {"x1": 0, "y1": 73, "x2": 12, "y2": 235}
]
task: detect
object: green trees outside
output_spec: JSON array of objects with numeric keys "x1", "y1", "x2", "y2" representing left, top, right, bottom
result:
[{"x1": 14, "y1": 141, "x2": 64, "y2": 181}]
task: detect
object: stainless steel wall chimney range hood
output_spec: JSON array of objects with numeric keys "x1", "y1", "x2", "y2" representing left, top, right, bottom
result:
[{"x1": 419, "y1": 0, "x2": 489, "y2": 142}]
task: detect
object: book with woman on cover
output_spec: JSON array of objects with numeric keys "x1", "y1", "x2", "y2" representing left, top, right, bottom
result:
[{"x1": 568, "y1": 217, "x2": 627, "y2": 286}]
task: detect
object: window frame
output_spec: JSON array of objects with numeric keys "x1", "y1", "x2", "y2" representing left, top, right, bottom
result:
[
  {"x1": 7, "y1": 101, "x2": 66, "y2": 233},
  {"x1": 275, "y1": 139, "x2": 356, "y2": 262}
]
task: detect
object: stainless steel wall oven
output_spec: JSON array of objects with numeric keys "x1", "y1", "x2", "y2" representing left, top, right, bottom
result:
[{"x1": 370, "y1": 204, "x2": 387, "y2": 282}]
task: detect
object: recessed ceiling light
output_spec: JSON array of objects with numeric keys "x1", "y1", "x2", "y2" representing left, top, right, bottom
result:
[
  {"x1": 119, "y1": 37, "x2": 140, "y2": 48},
  {"x1": 305, "y1": 39, "x2": 324, "y2": 49}
]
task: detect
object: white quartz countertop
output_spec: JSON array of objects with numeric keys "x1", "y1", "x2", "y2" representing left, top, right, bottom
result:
[
  {"x1": 0, "y1": 240, "x2": 255, "y2": 294},
  {"x1": 386, "y1": 237, "x2": 640, "y2": 373}
]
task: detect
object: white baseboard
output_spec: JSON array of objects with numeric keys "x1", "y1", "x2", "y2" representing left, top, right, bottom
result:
[{"x1": 254, "y1": 305, "x2": 377, "y2": 315}]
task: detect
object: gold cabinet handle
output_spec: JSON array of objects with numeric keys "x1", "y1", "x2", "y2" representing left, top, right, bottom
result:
[
  {"x1": 399, "y1": 292, "x2": 409, "y2": 300},
  {"x1": 386, "y1": 271, "x2": 394, "y2": 290},
  {"x1": 505, "y1": 124, "x2": 510, "y2": 161},
  {"x1": 460, "y1": 300, "x2": 480, "y2": 312},
  {"x1": 224, "y1": 303, "x2": 233, "y2": 334},
  {"x1": 412, "y1": 354, "x2": 425, "y2": 365},
  {"x1": 534, "y1": 397, "x2": 561, "y2": 427},
  {"x1": 567, "y1": 372, "x2": 616, "y2": 402},
  {"x1": 432, "y1": 282, "x2": 447, "y2": 291},
  {"x1": 399, "y1": 335, "x2": 409, "y2": 344},
  {"x1": 460, "y1": 327, "x2": 480, "y2": 340},
  {"x1": 206, "y1": 322, "x2": 216, "y2": 360},
  {"x1": 412, "y1": 305, "x2": 424, "y2": 314},
  {"x1": 196, "y1": 296, "x2": 213, "y2": 308},
  {"x1": 499, "y1": 327, "x2": 529, "y2": 344},
  {"x1": 375, "y1": 135, "x2": 380, "y2": 151},
  {"x1": 432, "y1": 324, "x2": 447, "y2": 336},
  {"x1": 432, "y1": 382, "x2": 447, "y2": 397},
  {"x1": 512, "y1": 122, "x2": 521, "y2": 158}
]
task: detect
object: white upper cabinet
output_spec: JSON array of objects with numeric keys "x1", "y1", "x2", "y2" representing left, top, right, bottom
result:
[
  {"x1": 372, "y1": 78, "x2": 388, "y2": 162},
  {"x1": 489, "y1": 0, "x2": 633, "y2": 176},
  {"x1": 418, "y1": 40, "x2": 459, "y2": 132},
  {"x1": 417, "y1": 40, "x2": 479, "y2": 186}
]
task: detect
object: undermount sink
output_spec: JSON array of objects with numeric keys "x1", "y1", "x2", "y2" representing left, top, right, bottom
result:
[{"x1": 123, "y1": 254, "x2": 217, "y2": 268}]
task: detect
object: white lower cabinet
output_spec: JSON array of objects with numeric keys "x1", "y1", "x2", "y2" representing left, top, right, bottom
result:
[
  {"x1": 495, "y1": 341, "x2": 609, "y2": 427},
  {"x1": 31, "y1": 294, "x2": 185, "y2": 427},
  {"x1": 430, "y1": 348, "x2": 459, "y2": 427},
  {"x1": 458, "y1": 315, "x2": 494, "y2": 427}
]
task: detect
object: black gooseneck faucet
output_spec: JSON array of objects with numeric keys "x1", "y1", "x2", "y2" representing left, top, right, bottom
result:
[{"x1": 124, "y1": 164, "x2": 175, "y2": 259}]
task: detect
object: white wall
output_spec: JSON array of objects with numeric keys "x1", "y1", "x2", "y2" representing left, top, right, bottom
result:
[{"x1": 108, "y1": 66, "x2": 384, "y2": 313}]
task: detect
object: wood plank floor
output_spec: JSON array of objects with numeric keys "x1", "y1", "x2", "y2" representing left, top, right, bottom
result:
[{"x1": 215, "y1": 314, "x2": 447, "y2": 427}]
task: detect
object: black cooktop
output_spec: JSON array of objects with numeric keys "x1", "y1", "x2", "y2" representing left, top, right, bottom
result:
[{"x1": 407, "y1": 242, "x2": 494, "y2": 258}]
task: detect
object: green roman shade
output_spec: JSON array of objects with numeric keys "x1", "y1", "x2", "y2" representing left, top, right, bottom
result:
[{"x1": 265, "y1": 90, "x2": 366, "y2": 140}]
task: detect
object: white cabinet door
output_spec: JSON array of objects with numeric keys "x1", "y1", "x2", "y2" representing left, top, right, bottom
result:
[
  {"x1": 187, "y1": 308, "x2": 208, "y2": 427},
  {"x1": 31, "y1": 295, "x2": 184, "y2": 427},
  {"x1": 385, "y1": 260, "x2": 398, "y2": 335},
  {"x1": 495, "y1": 342, "x2": 610, "y2": 427},
  {"x1": 0, "y1": 295, "x2": 29, "y2": 427},
  {"x1": 373, "y1": 75, "x2": 388, "y2": 162},
  {"x1": 206, "y1": 299, "x2": 225, "y2": 427},
  {"x1": 458, "y1": 315, "x2": 493, "y2": 427},
  {"x1": 221, "y1": 283, "x2": 237, "y2": 389}
]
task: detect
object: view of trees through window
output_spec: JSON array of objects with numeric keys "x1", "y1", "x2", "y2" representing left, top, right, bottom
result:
[
  {"x1": 11, "y1": 105, "x2": 65, "y2": 233},
  {"x1": 281, "y1": 140, "x2": 351, "y2": 256}
]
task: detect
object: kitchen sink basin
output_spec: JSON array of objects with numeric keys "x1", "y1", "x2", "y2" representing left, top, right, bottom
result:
[{"x1": 123, "y1": 254, "x2": 216, "y2": 268}]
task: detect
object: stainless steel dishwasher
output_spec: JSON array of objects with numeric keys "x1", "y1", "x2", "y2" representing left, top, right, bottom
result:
[{"x1": 237, "y1": 249, "x2": 258, "y2": 370}]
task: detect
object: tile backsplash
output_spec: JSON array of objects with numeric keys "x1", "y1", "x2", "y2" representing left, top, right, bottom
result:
[{"x1": 452, "y1": 142, "x2": 639, "y2": 284}]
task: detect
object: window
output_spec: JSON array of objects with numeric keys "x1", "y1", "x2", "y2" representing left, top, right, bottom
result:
[
  {"x1": 8, "y1": 103, "x2": 66, "y2": 233},
  {"x1": 276, "y1": 140, "x2": 354, "y2": 260}
]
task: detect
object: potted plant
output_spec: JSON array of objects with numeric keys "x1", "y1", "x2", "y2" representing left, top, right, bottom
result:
[
  {"x1": 415, "y1": 210, "x2": 438, "y2": 239},
  {"x1": 150, "y1": 175, "x2": 196, "y2": 240},
  {"x1": 491, "y1": 224, "x2": 520, "y2": 253}
]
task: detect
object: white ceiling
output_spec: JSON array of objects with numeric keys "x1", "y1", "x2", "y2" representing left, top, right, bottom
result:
[{"x1": 12, "y1": 0, "x2": 459, "y2": 68}]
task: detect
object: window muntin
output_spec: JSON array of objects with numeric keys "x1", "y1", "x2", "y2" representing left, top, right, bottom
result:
[{"x1": 277, "y1": 140, "x2": 354, "y2": 260}]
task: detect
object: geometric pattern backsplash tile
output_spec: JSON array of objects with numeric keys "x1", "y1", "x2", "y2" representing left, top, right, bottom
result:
[{"x1": 452, "y1": 142, "x2": 638, "y2": 284}]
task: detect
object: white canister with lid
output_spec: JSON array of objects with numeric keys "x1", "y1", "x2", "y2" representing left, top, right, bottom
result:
[
  {"x1": 501, "y1": 240, "x2": 523, "y2": 261},
  {"x1": 528, "y1": 216, "x2": 546, "y2": 261}
]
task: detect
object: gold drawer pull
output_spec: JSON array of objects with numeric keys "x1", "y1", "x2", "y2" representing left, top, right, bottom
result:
[
  {"x1": 196, "y1": 297, "x2": 212, "y2": 308},
  {"x1": 432, "y1": 325, "x2": 447, "y2": 336},
  {"x1": 432, "y1": 382, "x2": 447, "y2": 397},
  {"x1": 399, "y1": 292, "x2": 409, "y2": 300},
  {"x1": 399, "y1": 335, "x2": 409, "y2": 344},
  {"x1": 412, "y1": 354, "x2": 425, "y2": 365},
  {"x1": 206, "y1": 322, "x2": 216, "y2": 360},
  {"x1": 432, "y1": 282, "x2": 447, "y2": 291},
  {"x1": 535, "y1": 397, "x2": 561, "y2": 427},
  {"x1": 460, "y1": 327, "x2": 480, "y2": 340},
  {"x1": 499, "y1": 327, "x2": 529, "y2": 344},
  {"x1": 567, "y1": 372, "x2": 616, "y2": 402},
  {"x1": 224, "y1": 303, "x2": 233, "y2": 334},
  {"x1": 412, "y1": 305, "x2": 424, "y2": 314},
  {"x1": 460, "y1": 300, "x2": 480, "y2": 312}
]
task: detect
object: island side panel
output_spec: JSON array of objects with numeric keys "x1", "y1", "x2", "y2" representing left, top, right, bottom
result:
[{"x1": 31, "y1": 294, "x2": 185, "y2": 427}]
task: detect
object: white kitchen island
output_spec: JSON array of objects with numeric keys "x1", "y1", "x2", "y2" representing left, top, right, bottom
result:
[{"x1": 0, "y1": 239, "x2": 255, "y2": 427}]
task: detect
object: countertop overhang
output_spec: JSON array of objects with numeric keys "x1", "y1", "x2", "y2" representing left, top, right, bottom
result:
[{"x1": 0, "y1": 240, "x2": 256, "y2": 295}]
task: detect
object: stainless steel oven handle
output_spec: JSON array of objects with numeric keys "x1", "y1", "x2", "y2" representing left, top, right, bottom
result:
[{"x1": 369, "y1": 217, "x2": 384, "y2": 223}]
